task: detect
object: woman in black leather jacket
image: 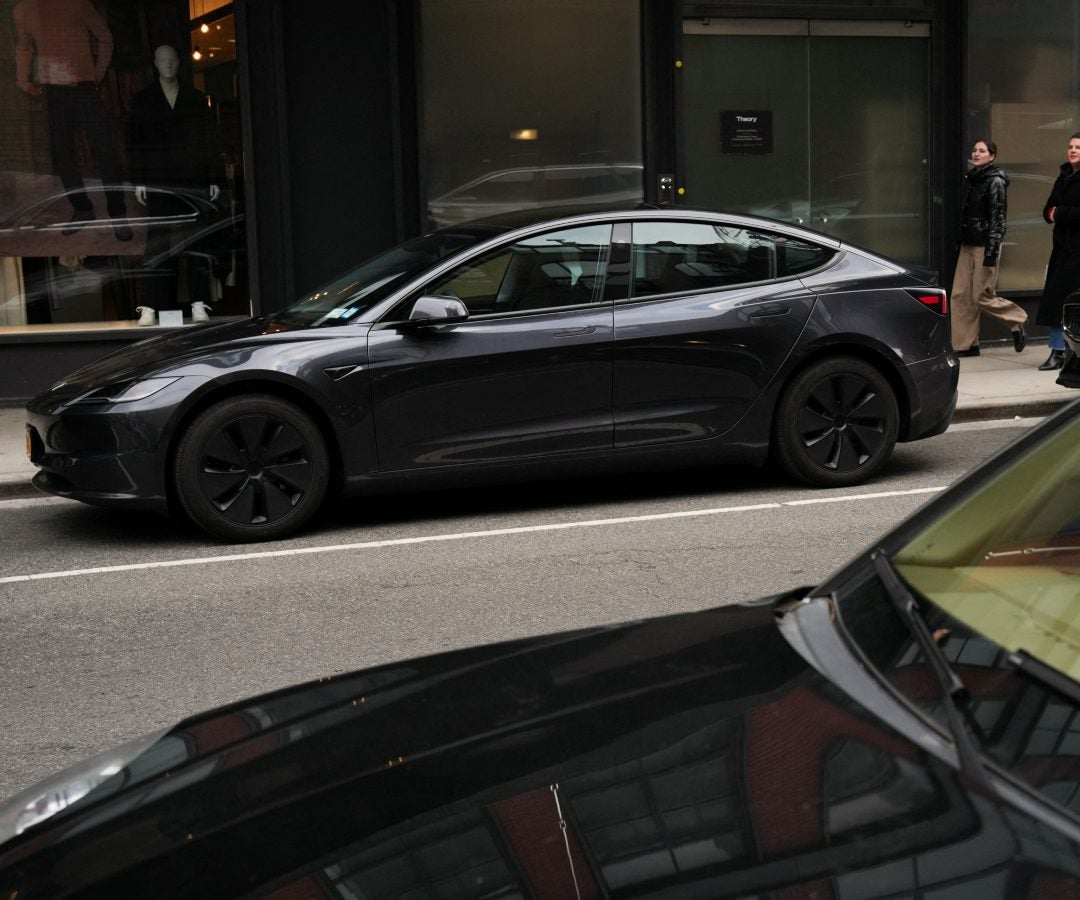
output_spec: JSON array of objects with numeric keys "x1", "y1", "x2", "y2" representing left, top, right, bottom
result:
[
  {"x1": 950, "y1": 139, "x2": 1027, "y2": 357},
  {"x1": 1038, "y1": 132, "x2": 1080, "y2": 371}
]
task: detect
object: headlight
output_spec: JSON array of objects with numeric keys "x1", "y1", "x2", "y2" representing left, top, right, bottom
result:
[
  {"x1": 68, "y1": 376, "x2": 181, "y2": 405},
  {"x1": 0, "y1": 727, "x2": 168, "y2": 845}
]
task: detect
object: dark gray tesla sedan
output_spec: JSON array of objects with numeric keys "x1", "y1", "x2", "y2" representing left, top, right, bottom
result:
[{"x1": 25, "y1": 207, "x2": 957, "y2": 541}]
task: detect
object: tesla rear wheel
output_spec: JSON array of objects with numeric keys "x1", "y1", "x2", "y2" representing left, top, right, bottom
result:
[
  {"x1": 773, "y1": 357, "x2": 899, "y2": 487},
  {"x1": 174, "y1": 395, "x2": 329, "y2": 542}
]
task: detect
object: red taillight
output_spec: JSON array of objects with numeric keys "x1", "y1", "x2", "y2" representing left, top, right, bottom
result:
[{"x1": 908, "y1": 288, "x2": 948, "y2": 316}]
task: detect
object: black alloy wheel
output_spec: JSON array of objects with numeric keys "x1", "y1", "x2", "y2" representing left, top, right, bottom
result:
[
  {"x1": 174, "y1": 395, "x2": 330, "y2": 542},
  {"x1": 772, "y1": 356, "x2": 899, "y2": 487}
]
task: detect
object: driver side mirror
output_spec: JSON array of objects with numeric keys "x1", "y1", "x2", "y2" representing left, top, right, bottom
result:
[{"x1": 408, "y1": 295, "x2": 470, "y2": 326}]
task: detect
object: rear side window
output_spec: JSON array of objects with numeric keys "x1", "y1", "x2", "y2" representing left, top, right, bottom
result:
[{"x1": 630, "y1": 221, "x2": 834, "y2": 298}]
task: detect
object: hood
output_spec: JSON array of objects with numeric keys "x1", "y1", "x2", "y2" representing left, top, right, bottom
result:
[
  {"x1": 30, "y1": 316, "x2": 344, "y2": 406},
  {"x1": 4, "y1": 591, "x2": 1073, "y2": 898}
]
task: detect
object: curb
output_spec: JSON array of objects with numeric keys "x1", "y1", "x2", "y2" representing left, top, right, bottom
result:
[{"x1": 950, "y1": 397, "x2": 1075, "y2": 423}]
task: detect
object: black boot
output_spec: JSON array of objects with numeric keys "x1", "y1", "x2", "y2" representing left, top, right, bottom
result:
[
  {"x1": 1038, "y1": 349, "x2": 1065, "y2": 371},
  {"x1": 1012, "y1": 323, "x2": 1026, "y2": 353}
]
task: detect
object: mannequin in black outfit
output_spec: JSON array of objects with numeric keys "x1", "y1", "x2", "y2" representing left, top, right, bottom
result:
[{"x1": 128, "y1": 44, "x2": 221, "y2": 321}]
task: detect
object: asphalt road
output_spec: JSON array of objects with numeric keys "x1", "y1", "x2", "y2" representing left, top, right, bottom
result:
[{"x1": 0, "y1": 418, "x2": 1035, "y2": 802}]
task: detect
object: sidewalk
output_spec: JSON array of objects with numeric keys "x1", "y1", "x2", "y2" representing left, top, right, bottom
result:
[{"x1": 0, "y1": 344, "x2": 1076, "y2": 501}]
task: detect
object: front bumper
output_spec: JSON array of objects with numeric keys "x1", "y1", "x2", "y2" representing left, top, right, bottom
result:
[
  {"x1": 24, "y1": 381, "x2": 197, "y2": 512},
  {"x1": 26, "y1": 412, "x2": 169, "y2": 511}
]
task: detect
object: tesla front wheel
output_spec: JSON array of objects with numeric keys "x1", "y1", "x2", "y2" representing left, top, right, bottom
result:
[
  {"x1": 174, "y1": 395, "x2": 330, "y2": 542},
  {"x1": 773, "y1": 357, "x2": 899, "y2": 487}
]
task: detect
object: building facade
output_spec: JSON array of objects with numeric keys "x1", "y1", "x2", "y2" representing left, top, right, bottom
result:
[{"x1": 0, "y1": 0, "x2": 1071, "y2": 402}]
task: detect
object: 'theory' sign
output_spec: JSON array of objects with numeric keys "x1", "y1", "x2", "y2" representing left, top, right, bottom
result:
[{"x1": 721, "y1": 110, "x2": 773, "y2": 155}]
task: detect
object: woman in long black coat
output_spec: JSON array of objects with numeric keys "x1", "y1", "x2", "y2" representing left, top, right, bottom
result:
[{"x1": 1038, "y1": 132, "x2": 1080, "y2": 370}]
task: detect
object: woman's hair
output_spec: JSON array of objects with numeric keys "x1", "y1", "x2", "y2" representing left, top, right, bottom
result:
[{"x1": 974, "y1": 138, "x2": 998, "y2": 156}]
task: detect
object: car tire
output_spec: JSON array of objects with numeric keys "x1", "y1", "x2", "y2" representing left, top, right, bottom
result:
[
  {"x1": 174, "y1": 395, "x2": 330, "y2": 542},
  {"x1": 772, "y1": 356, "x2": 899, "y2": 487}
]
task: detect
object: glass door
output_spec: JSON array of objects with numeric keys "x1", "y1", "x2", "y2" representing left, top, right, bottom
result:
[{"x1": 681, "y1": 18, "x2": 930, "y2": 264}]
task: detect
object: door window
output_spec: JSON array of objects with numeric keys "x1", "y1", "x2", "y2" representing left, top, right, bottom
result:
[
  {"x1": 427, "y1": 224, "x2": 612, "y2": 314},
  {"x1": 630, "y1": 221, "x2": 833, "y2": 297}
]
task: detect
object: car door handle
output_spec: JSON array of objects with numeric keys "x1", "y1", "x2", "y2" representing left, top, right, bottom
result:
[
  {"x1": 749, "y1": 307, "x2": 790, "y2": 319},
  {"x1": 553, "y1": 326, "x2": 597, "y2": 338}
]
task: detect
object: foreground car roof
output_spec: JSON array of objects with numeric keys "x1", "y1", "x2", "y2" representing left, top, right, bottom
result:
[{"x1": 0, "y1": 598, "x2": 820, "y2": 896}]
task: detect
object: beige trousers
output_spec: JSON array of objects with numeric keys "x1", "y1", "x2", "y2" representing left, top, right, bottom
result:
[{"x1": 950, "y1": 245, "x2": 1027, "y2": 351}]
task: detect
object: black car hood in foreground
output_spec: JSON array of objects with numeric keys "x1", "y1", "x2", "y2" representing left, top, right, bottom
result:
[{"x1": 3, "y1": 591, "x2": 1079, "y2": 898}]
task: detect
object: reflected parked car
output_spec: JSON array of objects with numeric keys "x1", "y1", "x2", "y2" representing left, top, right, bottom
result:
[
  {"x1": 25, "y1": 206, "x2": 956, "y2": 542},
  {"x1": 426, "y1": 163, "x2": 643, "y2": 227},
  {"x1": 0, "y1": 184, "x2": 224, "y2": 258},
  {"x1": 0, "y1": 185, "x2": 244, "y2": 324},
  {"x1": 2, "y1": 399, "x2": 1079, "y2": 897}
]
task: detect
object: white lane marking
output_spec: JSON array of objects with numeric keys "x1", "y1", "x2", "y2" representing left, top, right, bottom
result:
[{"x1": 0, "y1": 486, "x2": 946, "y2": 585}]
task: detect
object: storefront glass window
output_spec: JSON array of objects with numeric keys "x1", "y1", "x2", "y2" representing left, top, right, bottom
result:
[
  {"x1": 419, "y1": 0, "x2": 643, "y2": 231},
  {"x1": 0, "y1": 0, "x2": 246, "y2": 332},
  {"x1": 967, "y1": 0, "x2": 1080, "y2": 292},
  {"x1": 682, "y1": 19, "x2": 930, "y2": 265}
]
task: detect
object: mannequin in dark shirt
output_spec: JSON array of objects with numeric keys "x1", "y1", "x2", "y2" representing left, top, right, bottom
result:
[{"x1": 128, "y1": 44, "x2": 222, "y2": 320}]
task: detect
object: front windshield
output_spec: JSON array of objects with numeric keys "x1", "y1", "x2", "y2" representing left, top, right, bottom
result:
[
  {"x1": 893, "y1": 412, "x2": 1080, "y2": 678},
  {"x1": 272, "y1": 226, "x2": 502, "y2": 327},
  {"x1": 834, "y1": 404, "x2": 1080, "y2": 817}
]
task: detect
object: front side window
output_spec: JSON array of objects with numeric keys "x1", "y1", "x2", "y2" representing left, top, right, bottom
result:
[
  {"x1": 427, "y1": 224, "x2": 612, "y2": 315},
  {"x1": 630, "y1": 221, "x2": 833, "y2": 298},
  {"x1": 1, "y1": 2, "x2": 246, "y2": 332}
]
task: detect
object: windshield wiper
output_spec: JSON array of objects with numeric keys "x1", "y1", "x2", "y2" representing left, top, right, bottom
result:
[
  {"x1": 1007, "y1": 649, "x2": 1080, "y2": 705},
  {"x1": 870, "y1": 549, "x2": 994, "y2": 792}
]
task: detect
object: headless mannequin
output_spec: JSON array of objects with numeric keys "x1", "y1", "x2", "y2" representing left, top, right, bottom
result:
[
  {"x1": 135, "y1": 46, "x2": 219, "y2": 206},
  {"x1": 129, "y1": 44, "x2": 223, "y2": 321}
]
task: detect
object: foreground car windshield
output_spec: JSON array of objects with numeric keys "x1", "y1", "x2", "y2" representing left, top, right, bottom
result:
[
  {"x1": 836, "y1": 406, "x2": 1080, "y2": 811},
  {"x1": 894, "y1": 412, "x2": 1080, "y2": 676},
  {"x1": 272, "y1": 226, "x2": 499, "y2": 326}
]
